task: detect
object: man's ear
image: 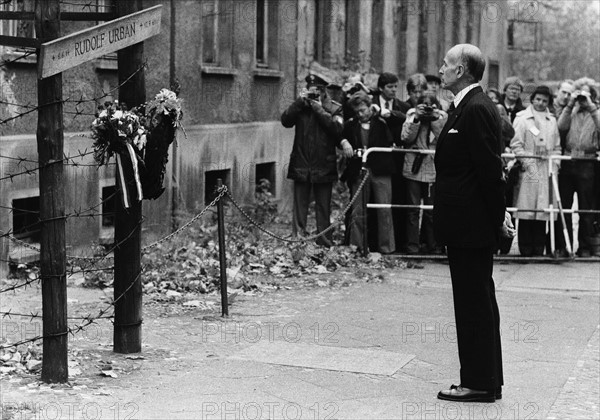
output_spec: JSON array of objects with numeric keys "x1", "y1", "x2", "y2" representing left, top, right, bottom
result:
[{"x1": 456, "y1": 64, "x2": 465, "y2": 80}]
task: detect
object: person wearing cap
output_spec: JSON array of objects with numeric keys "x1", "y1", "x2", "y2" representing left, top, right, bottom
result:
[
  {"x1": 500, "y1": 76, "x2": 526, "y2": 123},
  {"x1": 510, "y1": 85, "x2": 561, "y2": 256},
  {"x1": 281, "y1": 73, "x2": 345, "y2": 247},
  {"x1": 556, "y1": 77, "x2": 600, "y2": 257}
]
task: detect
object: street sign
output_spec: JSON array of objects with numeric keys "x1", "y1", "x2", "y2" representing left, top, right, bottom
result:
[{"x1": 37, "y1": 5, "x2": 162, "y2": 79}]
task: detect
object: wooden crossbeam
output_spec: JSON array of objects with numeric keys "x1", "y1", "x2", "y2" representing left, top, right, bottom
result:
[
  {"x1": 0, "y1": 11, "x2": 115, "y2": 21},
  {"x1": 0, "y1": 35, "x2": 40, "y2": 48}
]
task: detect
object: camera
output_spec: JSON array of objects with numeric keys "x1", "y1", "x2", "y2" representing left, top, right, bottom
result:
[
  {"x1": 307, "y1": 92, "x2": 320, "y2": 101},
  {"x1": 576, "y1": 94, "x2": 588, "y2": 102},
  {"x1": 419, "y1": 105, "x2": 437, "y2": 122}
]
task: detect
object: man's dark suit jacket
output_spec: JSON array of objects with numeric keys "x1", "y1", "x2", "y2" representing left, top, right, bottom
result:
[
  {"x1": 340, "y1": 115, "x2": 395, "y2": 182},
  {"x1": 433, "y1": 86, "x2": 506, "y2": 248},
  {"x1": 371, "y1": 93, "x2": 411, "y2": 141}
]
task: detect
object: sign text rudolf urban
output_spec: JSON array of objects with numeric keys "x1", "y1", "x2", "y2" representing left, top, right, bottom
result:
[{"x1": 38, "y1": 5, "x2": 162, "y2": 79}]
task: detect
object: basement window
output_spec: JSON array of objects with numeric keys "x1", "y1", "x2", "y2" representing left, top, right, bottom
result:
[
  {"x1": 204, "y1": 169, "x2": 230, "y2": 205},
  {"x1": 255, "y1": 162, "x2": 275, "y2": 196},
  {"x1": 101, "y1": 185, "x2": 117, "y2": 227},
  {"x1": 12, "y1": 196, "x2": 40, "y2": 243}
]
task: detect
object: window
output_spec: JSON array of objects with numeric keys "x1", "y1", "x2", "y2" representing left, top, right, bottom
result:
[
  {"x1": 314, "y1": 0, "x2": 332, "y2": 64},
  {"x1": 345, "y1": 0, "x2": 360, "y2": 59},
  {"x1": 204, "y1": 169, "x2": 231, "y2": 205},
  {"x1": 487, "y1": 60, "x2": 499, "y2": 90},
  {"x1": 255, "y1": 162, "x2": 276, "y2": 196},
  {"x1": 255, "y1": 0, "x2": 279, "y2": 68},
  {"x1": 0, "y1": 0, "x2": 36, "y2": 61},
  {"x1": 99, "y1": 182, "x2": 116, "y2": 245},
  {"x1": 101, "y1": 185, "x2": 117, "y2": 228},
  {"x1": 12, "y1": 196, "x2": 40, "y2": 243},
  {"x1": 202, "y1": 0, "x2": 233, "y2": 68},
  {"x1": 95, "y1": 0, "x2": 117, "y2": 70},
  {"x1": 507, "y1": 20, "x2": 540, "y2": 52}
]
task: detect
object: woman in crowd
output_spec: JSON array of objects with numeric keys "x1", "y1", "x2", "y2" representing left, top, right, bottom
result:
[
  {"x1": 510, "y1": 85, "x2": 561, "y2": 256},
  {"x1": 400, "y1": 92, "x2": 448, "y2": 254}
]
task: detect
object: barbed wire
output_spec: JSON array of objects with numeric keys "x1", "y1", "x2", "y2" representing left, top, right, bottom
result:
[
  {"x1": 0, "y1": 50, "x2": 36, "y2": 70},
  {"x1": 0, "y1": 149, "x2": 99, "y2": 182},
  {"x1": 1, "y1": 310, "x2": 113, "y2": 321},
  {"x1": 0, "y1": 62, "x2": 147, "y2": 126},
  {"x1": 0, "y1": 267, "x2": 141, "y2": 350}
]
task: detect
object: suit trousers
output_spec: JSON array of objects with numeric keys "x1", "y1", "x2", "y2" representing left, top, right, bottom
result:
[
  {"x1": 518, "y1": 219, "x2": 546, "y2": 256},
  {"x1": 292, "y1": 181, "x2": 333, "y2": 247},
  {"x1": 446, "y1": 246, "x2": 504, "y2": 391},
  {"x1": 405, "y1": 179, "x2": 436, "y2": 253},
  {"x1": 346, "y1": 173, "x2": 395, "y2": 253},
  {"x1": 556, "y1": 161, "x2": 596, "y2": 253}
]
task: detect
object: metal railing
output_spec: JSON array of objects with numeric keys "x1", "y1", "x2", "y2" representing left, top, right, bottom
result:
[{"x1": 360, "y1": 147, "x2": 600, "y2": 258}]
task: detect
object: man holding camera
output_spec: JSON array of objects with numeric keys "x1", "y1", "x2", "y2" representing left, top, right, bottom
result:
[
  {"x1": 556, "y1": 78, "x2": 600, "y2": 257},
  {"x1": 281, "y1": 73, "x2": 344, "y2": 247},
  {"x1": 339, "y1": 91, "x2": 396, "y2": 254}
]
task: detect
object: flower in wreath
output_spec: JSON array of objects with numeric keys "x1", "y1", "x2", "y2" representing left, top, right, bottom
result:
[
  {"x1": 91, "y1": 101, "x2": 147, "y2": 165},
  {"x1": 145, "y1": 88, "x2": 183, "y2": 130}
]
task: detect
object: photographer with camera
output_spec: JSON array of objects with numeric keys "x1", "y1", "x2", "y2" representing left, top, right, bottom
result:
[
  {"x1": 556, "y1": 77, "x2": 600, "y2": 257},
  {"x1": 340, "y1": 91, "x2": 396, "y2": 254},
  {"x1": 281, "y1": 73, "x2": 344, "y2": 247},
  {"x1": 400, "y1": 92, "x2": 448, "y2": 254}
]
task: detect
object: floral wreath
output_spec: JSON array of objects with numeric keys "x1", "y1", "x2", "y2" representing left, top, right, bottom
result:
[{"x1": 91, "y1": 89, "x2": 183, "y2": 207}]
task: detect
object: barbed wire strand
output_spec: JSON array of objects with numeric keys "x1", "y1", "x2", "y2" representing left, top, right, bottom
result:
[{"x1": 0, "y1": 267, "x2": 141, "y2": 350}]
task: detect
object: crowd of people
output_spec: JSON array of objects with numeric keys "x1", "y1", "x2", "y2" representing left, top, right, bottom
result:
[{"x1": 281, "y1": 69, "x2": 600, "y2": 257}]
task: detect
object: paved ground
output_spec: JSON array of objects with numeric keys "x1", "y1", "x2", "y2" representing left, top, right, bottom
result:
[{"x1": 1, "y1": 260, "x2": 599, "y2": 419}]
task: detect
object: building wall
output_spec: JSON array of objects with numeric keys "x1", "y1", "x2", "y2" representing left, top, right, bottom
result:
[{"x1": 1, "y1": 0, "x2": 510, "y2": 275}]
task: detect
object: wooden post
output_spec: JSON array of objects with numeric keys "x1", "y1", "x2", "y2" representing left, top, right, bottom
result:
[
  {"x1": 113, "y1": 0, "x2": 145, "y2": 354},
  {"x1": 169, "y1": 0, "x2": 180, "y2": 232},
  {"x1": 35, "y1": 0, "x2": 68, "y2": 383}
]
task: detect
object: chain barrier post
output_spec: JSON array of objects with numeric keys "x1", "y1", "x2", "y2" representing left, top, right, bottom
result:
[
  {"x1": 360, "y1": 168, "x2": 369, "y2": 257},
  {"x1": 548, "y1": 155, "x2": 556, "y2": 256},
  {"x1": 216, "y1": 179, "x2": 229, "y2": 317}
]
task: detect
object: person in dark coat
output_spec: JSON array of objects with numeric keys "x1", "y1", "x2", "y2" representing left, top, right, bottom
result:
[
  {"x1": 281, "y1": 73, "x2": 344, "y2": 247},
  {"x1": 435, "y1": 44, "x2": 515, "y2": 403},
  {"x1": 500, "y1": 76, "x2": 526, "y2": 123},
  {"x1": 340, "y1": 91, "x2": 396, "y2": 253},
  {"x1": 371, "y1": 72, "x2": 411, "y2": 252}
]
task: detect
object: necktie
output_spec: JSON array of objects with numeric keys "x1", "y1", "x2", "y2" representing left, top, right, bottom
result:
[{"x1": 448, "y1": 102, "x2": 456, "y2": 113}]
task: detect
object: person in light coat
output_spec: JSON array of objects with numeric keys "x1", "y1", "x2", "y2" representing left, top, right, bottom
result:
[
  {"x1": 510, "y1": 85, "x2": 561, "y2": 256},
  {"x1": 401, "y1": 92, "x2": 448, "y2": 254}
]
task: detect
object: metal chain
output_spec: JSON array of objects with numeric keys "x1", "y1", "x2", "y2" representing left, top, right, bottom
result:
[
  {"x1": 141, "y1": 186, "x2": 226, "y2": 252},
  {"x1": 225, "y1": 170, "x2": 371, "y2": 243},
  {"x1": 2, "y1": 187, "x2": 228, "y2": 263}
]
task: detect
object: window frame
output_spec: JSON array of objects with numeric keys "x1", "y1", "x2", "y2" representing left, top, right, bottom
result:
[
  {"x1": 0, "y1": 0, "x2": 37, "y2": 63},
  {"x1": 201, "y1": 0, "x2": 235, "y2": 73}
]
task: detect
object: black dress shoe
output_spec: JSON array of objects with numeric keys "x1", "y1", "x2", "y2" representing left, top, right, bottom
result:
[
  {"x1": 438, "y1": 385, "x2": 495, "y2": 403},
  {"x1": 450, "y1": 384, "x2": 501, "y2": 399}
]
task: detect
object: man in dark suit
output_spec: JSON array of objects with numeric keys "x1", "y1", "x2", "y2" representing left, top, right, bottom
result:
[
  {"x1": 434, "y1": 44, "x2": 515, "y2": 403},
  {"x1": 340, "y1": 91, "x2": 396, "y2": 254},
  {"x1": 371, "y1": 73, "x2": 411, "y2": 251}
]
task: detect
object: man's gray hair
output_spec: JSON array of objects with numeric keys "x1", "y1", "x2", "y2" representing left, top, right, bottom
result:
[{"x1": 456, "y1": 44, "x2": 486, "y2": 82}]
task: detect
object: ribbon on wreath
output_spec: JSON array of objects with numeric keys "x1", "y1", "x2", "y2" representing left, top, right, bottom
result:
[{"x1": 115, "y1": 144, "x2": 144, "y2": 209}]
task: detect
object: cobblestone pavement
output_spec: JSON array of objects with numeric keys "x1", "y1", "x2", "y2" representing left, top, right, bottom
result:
[{"x1": 547, "y1": 326, "x2": 600, "y2": 419}]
